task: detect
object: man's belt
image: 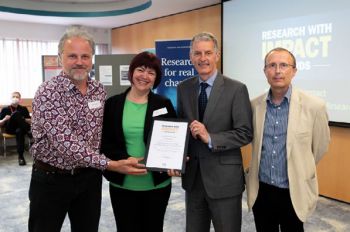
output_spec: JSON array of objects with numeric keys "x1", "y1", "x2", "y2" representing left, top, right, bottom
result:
[{"x1": 34, "y1": 159, "x2": 88, "y2": 175}]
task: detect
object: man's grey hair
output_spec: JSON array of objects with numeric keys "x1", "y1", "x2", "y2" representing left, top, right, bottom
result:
[
  {"x1": 58, "y1": 25, "x2": 95, "y2": 56},
  {"x1": 264, "y1": 47, "x2": 296, "y2": 67},
  {"x1": 190, "y1": 32, "x2": 219, "y2": 54}
]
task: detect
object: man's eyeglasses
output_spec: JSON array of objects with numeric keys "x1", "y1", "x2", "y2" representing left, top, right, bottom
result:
[{"x1": 265, "y1": 63, "x2": 295, "y2": 70}]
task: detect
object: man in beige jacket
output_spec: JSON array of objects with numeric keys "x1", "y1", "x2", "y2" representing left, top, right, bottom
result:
[{"x1": 246, "y1": 47, "x2": 330, "y2": 232}]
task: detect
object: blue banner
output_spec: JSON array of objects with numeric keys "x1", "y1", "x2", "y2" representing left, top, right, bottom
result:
[{"x1": 155, "y1": 40, "x2": 197, "y2": 110}]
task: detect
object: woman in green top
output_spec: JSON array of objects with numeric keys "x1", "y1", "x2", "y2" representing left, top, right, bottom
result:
[{"x1": 101, "y1": 51, "x2": 177, "y2": 232}]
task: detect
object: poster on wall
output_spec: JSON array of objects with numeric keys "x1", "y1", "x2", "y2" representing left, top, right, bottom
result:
[
  {"x1": 99, "y1": 65, "x2": 113, "y2": 86},
  {"x1": 119, "y1": 65, "x2": 131, "y2": 86},
  {"x1": 42, "y1": 55, "x2": 62, "y2": 82},
  {"x1": 155, "y1": 40, "x2": 196, "y2": 110}
]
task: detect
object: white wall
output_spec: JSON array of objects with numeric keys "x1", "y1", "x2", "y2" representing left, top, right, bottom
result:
[{"x1": 0, "y1": 20, "x2": 111, "y2": 46}]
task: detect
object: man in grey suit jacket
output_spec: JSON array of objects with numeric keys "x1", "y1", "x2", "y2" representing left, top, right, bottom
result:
[
  {"x1": 176, "y1": 32, "x2": 253, "y2": 232},
  {"x1": 246, "y1": 47, "x2": 330, "y2": 232}
]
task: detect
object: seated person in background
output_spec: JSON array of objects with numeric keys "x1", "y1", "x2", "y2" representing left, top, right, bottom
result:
[{"x1": 0, "y1": 91, "x2": 32, "y2": 165}]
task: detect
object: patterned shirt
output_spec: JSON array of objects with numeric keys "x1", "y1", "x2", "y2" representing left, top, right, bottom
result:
[
  {"x1": 30, "y1": 72, "x2": 109, "y2": 170},
  {"x1": 259, "y1": 86, "x2": 291, "y2": 188}
]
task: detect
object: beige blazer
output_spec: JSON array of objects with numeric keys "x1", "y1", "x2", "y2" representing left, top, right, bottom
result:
[{"x1": 246, "y1": 87, "x2": 330, "y2": 222}]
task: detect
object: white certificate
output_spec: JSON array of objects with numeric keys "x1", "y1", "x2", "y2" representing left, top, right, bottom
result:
[{"x1": 145, "y1": 119, "x2": 189, "y2": 173}]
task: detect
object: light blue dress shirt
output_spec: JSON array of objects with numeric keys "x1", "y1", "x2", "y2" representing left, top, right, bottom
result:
[{"x1": 259, "y1": 86, "x2": 292, "y2": 189}]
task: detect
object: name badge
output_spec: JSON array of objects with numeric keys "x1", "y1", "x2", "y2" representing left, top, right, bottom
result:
[
  {"x1": 88, "y1": 100, "x2": 102, "y2": 109},
  {"x1": 153, "y1": 107, "x2": 168, "y2": 117}
]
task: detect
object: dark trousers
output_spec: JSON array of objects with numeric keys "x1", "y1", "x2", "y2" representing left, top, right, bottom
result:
[
  {"x1": 5, "y1": 111, "x2": 31, "y2": 157},
  {"x1": 252, "y1": 182, "x2": 304, "y2": 232},
  {"x1": 109, "y1": 183, "x2": 171, "y2": 232},
  {"x1": 185, "y1": 171, "x2": 242, "y2": 232},
  {"x1": 28, "y1": 167, "x2": 102, "y2": 232}
]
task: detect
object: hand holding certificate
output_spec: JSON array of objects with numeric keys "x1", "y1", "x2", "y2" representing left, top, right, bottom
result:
[{"x1": 145, "y1": 119, "x2": 189, "y2": 173}]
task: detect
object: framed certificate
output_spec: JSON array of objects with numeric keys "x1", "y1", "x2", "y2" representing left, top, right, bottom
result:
[{"x1": 144, "y1": 118, "x2": 189, "y2": 173}]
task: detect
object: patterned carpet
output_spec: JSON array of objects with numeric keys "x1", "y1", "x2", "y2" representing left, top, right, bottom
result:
[{"x1": 0, "y1": 150, "x2": 349, "y2": 232}]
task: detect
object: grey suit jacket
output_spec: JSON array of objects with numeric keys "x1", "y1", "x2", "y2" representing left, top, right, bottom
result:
[{"x1": 177, "y1": 72, "x2": 253, "y2": 199}]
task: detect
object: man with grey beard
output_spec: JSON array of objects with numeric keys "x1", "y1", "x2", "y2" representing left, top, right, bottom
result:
[{"x1": 28, "y1": 26, "x2": 146, "y2": 232}]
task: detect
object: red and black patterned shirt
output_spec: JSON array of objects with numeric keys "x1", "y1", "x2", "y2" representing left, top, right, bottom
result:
[{"x1": 30, "y1": 72, "x2": 109, "y2": 170}]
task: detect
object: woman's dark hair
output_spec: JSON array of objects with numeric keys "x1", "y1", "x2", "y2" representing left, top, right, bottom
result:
[{"x1": 128, "y1": 51, "x2": 162, "y2": 89}]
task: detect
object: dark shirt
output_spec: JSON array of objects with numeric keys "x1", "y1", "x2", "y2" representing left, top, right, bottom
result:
[
  {"x1": 0, "y1": 104, "x2": 30, "y2": 132},
  {"x1": 0, "y1": 104, "x2": 30, "y2": 120}
]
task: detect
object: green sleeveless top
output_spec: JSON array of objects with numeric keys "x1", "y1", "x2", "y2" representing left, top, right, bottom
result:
[{"x1": 110, "y1": 99, "x2": 170, "y2": 191}]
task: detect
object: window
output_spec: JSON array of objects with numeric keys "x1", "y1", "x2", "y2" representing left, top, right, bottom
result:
[
  {"x1": 0, "y1": 39, "x2": 58, "y2": 104},
  {"x1": 0, "y1": 39, "x2": 109, "y2": 104}
]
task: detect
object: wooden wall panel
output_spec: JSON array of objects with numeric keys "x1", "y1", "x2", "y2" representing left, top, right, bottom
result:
[
  {"x1": 317, "y1": 127, "x2": 350, "y2": 203},
  {"x1": 21, "y1": 98, "x2": 33, "y2": 113},
  {"x1": 111, "y1": 5, "x2": 221, "y2": 55}
]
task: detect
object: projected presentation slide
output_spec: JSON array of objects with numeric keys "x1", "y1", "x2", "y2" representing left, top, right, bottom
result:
[{"x1": 223, "y1": 0, "x2": 350, "y2": 124}]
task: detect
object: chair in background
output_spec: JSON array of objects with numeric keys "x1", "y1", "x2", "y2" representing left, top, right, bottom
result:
[{"x1": 0, "y1": 127, "x2": 16, "y2": 158}]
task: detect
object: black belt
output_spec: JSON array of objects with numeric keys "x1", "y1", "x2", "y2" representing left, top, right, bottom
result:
[{"x1": 34, "y1": 160, "x2": 88, "y2": 175}]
